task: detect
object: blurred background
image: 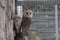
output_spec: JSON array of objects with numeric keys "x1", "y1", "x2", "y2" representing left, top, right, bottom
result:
[{"x1": 15, "y1": 0, "x2": 60, "y2": 40}]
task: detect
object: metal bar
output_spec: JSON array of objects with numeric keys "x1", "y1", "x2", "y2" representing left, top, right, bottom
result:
[{"x1": 55, "y1": 5, "x2": 58, "y2": 40}]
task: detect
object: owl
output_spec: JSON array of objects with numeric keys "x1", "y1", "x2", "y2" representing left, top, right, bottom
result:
[
  {"x1": 14, "y1": 9, "x2": 33, "y2": 40},
  {"x1": 13, "y1": 15, "x2": 22, "y2": 40},
  {"x1": 19, "y1": 9, "x2": 33, "y2": 40},
  {"x1": 13, "y1": 15, "x2": 22, "y2": 33}
]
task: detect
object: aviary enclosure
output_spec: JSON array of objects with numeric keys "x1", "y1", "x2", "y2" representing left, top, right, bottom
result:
[
  {"x1": 15, "y1": 0, "x2": 60, "y2": 40},
  {"x1": 0, "y1": 0, "x2": 60, "y2": 40}
]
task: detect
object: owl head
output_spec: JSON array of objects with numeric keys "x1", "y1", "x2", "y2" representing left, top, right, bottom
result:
[{"x1": 23, "y1": 9, "x2": 33, "y2": 18}]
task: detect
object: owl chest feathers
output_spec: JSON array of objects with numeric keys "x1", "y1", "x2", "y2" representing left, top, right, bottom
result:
[{"x1": 21, "y1": 17, "x2": 31, "y2": 28}]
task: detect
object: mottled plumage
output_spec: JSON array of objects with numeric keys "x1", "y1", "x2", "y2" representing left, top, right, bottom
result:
[
  {"x1": 13, "y1": 15, "x2": 22, "y2": 40},
  {"x1": 19, "y1": 9, "x2": 33, "y2": 40},
  {"x1": 20, "y1": 9, "x2": 33, "y2": 36},
  {"x1": 13, "y1": 15, "x2": 22, "y2": 33},
  {"x1": 14, "y1": 9, "x2": 33, "y2": 40}
]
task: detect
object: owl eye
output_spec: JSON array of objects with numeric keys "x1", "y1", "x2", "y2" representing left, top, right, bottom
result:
[
  {"x1": 30, "y1": 13, "x2": 31, "y2": 14},
  {"x1": 26, "y1": 12, "x2": 28, "y2": 15}
]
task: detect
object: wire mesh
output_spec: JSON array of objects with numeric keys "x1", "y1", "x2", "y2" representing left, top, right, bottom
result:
[{"x1": 16, "y1": 0, "x2": 60, "y2": 40}]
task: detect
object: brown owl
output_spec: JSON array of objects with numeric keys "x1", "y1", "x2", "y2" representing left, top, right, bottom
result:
[
  {"x1": 14, "y1": 9, "x2": 33, "y2": 40},
  {"x1": 14, "y1": 15, "x2": 22, "y2": 33},
  {"x1": 19, "y1": 9, "x2": 33, "y2": 40},
  {"x1": 13, "y1": 15, "x2": 22, "y2": 40}
]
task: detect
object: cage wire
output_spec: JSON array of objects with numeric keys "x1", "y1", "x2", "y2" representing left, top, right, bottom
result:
[{"x1": 16, "y1": 0, "x2": 60, "y2": 40}]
